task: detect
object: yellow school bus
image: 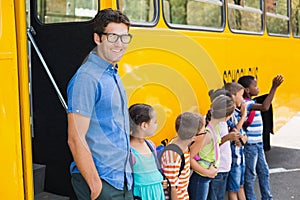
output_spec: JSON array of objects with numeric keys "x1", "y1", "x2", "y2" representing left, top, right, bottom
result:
[{"x1": 1, "y1": 0, "x2": 299, "y2": 199}]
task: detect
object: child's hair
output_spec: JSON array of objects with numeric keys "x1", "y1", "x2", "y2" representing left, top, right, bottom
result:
[
  {"x1": 129, "y1": 103, "x2": 154, "y2": 131},
  {"x1": 210, "y1": 95, "x2": 235, "y2": 119},
  {"x1": 206, "y1": 89, "x2": 233, "y2": 125},
  {"x1": 238, "y1": 75, "x2": 255, "y2": 88},
  {"x1": 223, "y1": 82, "x2": 244, "y2": 95},
  {"x1": 175, "y1": 112, "x2": 204, "y2": 140}
]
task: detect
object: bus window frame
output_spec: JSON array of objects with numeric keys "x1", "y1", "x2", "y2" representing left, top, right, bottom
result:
[
  {"x1": 162, "y1": 0, "x2": 226, "y2": 32},
  {"x1": 228, "y1": 0, "x2": 264, "y2": 35},
  {"x1": 116, "y1": 0, "x2": 159, "y2": 27},
  {"x1": 35, "y1": 0, "x2": 99, "y2": 24},
  {"x1": 266, "y1": 0, "x2": 290, "y2": 37},
  {"x1": 291, "y1": 0, "x2": 300, "y2": 38}
]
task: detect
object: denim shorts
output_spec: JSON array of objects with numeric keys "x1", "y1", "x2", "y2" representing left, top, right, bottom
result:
[{"x1": 227, "y1": 164, "x2": 245, "y2": 192}]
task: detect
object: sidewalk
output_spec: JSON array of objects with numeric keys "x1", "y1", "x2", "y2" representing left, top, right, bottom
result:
[{"x1": 271, "y1": 112, "x2": 300, "y2": 150}]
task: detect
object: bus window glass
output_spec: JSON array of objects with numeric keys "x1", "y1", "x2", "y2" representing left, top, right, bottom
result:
[
  {"x1": 37, "y1": 0, "x2": 98, "y2": 23},
  {"x1": 228, "y1": 0, "x2": 263, "y2": 33},
  {"x1": 118, "y1": 0, "x2": 156, "y2": 24},
  {"x1": 163, "y1": 0, "x2": 224, "y2": 30},
  {"x1": 291, "y1": 0, "x2": 300, "y2": 37},
  {"x1": 266, "y1": 0, "x2": 289, "y2": 35}
]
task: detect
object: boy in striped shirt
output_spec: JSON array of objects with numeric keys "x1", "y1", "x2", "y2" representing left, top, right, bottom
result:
[
  {"x1": 238, "y1": 75, "x2": 283, "y2": 200},
  {"x1": 161, "y1": 112, "x2": 204, "y2": 200}
]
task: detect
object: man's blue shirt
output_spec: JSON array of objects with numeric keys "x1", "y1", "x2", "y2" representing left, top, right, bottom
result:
[{"x1": 67, "y1": 52, "x2": 132, "y2": 190}]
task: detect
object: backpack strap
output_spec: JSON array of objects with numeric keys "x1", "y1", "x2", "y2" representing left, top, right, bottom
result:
[
  {"x1": 145, "y1": 140, "x2": 173, "y2": 199},
  {"x1": 243, "y1": 98, "x2": 256, "y2": 131},
  {"x1": 145, "y1": 140, "x2": 160, "y2": 169},
  {"x1": 163, "y1": 144, "x2": 185, "y2": 177}
]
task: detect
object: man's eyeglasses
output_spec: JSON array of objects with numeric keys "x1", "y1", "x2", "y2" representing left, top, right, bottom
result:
[
  {"x1": 99, "y1": 32, "x2": 132, "y2": 44},
  {"x1": 196, "y1": 131, "x2": 207, "y2": 136}
]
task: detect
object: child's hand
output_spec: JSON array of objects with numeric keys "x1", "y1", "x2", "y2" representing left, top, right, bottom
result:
[
  {"x1": 272, "y1": 74, "x2": 284, "y2": 88},
  {"x1": 228, "y1": 131, "x2": 240, "y2": 141},
  {"x1": 162, "y1": 179, "x2": 168, "y2": 189},
  {"x1": 206, "y1": 164, "x2": 218, "y2": 178},
  {"x1": 235, "y1": 139, "x2": 243, "y2": 147}
]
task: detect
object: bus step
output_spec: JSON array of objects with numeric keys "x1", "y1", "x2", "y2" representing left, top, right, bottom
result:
[
  {"x1": 33, "y1": 163, "x2": 46, "y2": 194},
  {"x1": 35, "y1": 192, "x2": 70, "y2": 200}
]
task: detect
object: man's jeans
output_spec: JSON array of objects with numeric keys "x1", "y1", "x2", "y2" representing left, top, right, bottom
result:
[{"x1": 244, "y1": 142, "x2": 272, "y2": 200}]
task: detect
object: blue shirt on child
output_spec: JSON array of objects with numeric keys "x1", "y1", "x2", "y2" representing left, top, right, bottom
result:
[
  {"x1": 244, "y1": 99, "x2": 263, "y2": 144},
  {"x1": 227, "y1": 108, "x2": 245, "y2": 166}
]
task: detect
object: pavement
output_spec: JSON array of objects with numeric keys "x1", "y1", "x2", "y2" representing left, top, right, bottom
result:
[
  {"x1": 262, "y1": 112, "x2": 300, "y2": 200},
  {"x1": 255, "y1": 112, "x2": 300, "y2": 200},
  {"x1": 224, "y1": 112, "x2": 300, "y2": 200}
]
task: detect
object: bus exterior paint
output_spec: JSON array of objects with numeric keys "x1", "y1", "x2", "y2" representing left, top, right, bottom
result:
[{"x1": 0, "y1": 0, "x2": 299, "y2": 199}]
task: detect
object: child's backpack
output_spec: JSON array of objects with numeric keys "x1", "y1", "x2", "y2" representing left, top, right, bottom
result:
[{"x1": 156, "y1": 143, "x2": 185, "y2": 177}]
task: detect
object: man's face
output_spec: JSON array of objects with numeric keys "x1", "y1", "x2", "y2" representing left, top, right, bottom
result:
[{"x1": 95, "y1": 22, "x2": 130, "y2": 65}]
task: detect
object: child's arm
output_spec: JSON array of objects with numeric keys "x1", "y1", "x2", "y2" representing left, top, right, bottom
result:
[
  {"x1": 252, "y1": 75, "x2": 284, "y2": 111},
  {"x1": 190, "y1": 158, "x2": 218, "y2": 178},
  {"x1": 235, "y1": 102, "x2": 247, "y2": 131},
  {"x1": 220, "y1": 130, "x2": 240, "y2": 145},
  {"x1": 190, "y1": 134, "x2": 207, "y2": 158},
  {"x1": 170, "y1": 187, "x2": 179, "y2": 200}
]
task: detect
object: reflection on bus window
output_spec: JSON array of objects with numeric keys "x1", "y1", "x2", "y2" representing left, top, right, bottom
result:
[
  {"x1": 37, "y1": 0, "x2": 98, "y2": 23},
  {"x1": 266, "y1": 0, "x2": 289, "y2": 35},
  {"x1": 228, "y1": 0, "x2": 263, "y2": 33},
  {"x1": 291, "y1": 0, "x2": 300, "y2": 37},
  {"x1": 163, "y1": 0, "x2": 224, "y2": 29},
  {"x1": 118, "y1": 0, "x2": 156, "y2": 24}
]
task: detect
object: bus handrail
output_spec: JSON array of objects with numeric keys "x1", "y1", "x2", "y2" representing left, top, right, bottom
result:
[
  {"x1": 193, "y1": 0, "x2": 223, "y2": 6},
  {"x1": 266, "y1": 12, "x2": 289, "y2": 21},
  {"x1": 228, "y1": 3, "x2": 263, "y2": 14},
  {"x1": 27, "y1": 27, "x2": 68, "y2": 112}
]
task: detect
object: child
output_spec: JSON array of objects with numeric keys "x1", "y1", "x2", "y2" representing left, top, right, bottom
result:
[
  {"x1": 238, "y1": 75, "x2": 284, "y2": 200},
  {"x1": 224, "y1": 82, "x2": 248, "y2": 200},
  {"x1": 188, "y1": 95, "x2": 235, "y2": 200},
  {"x1": 161, "y1": 112, "x2": 204, "y2": 200},
  {"x1": 129, "y1": 103, "x2": 166, "y2": 200},
  {"x1": 206, "y1": 89, "x2": 240, "y2": 200}
]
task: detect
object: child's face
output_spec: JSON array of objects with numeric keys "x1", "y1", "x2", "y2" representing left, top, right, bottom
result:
[
  {"x1": 233, "y1": 89, "x2": 244, "y2": 107},
  {"x1": 194, "y1": 117, "x2": 206, "y2": 142},
  {"x1": 248, "y1": 79, "x2": 259, "y2": 96},
  {"x1": 144, "y1": 110, "x2": 158, "y2": 137}
]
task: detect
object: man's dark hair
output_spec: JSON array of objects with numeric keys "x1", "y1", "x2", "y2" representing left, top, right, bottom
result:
[{"x1": 93, "y1": 8, "x2": 130, "y2": 34}]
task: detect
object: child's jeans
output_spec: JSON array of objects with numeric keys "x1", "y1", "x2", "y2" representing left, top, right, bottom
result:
[
  {"x1": 244, "y1": 142, "x2": 273, "y2": 200},
  {"x1": 188, "y1": 172, "x2": 212, "y2": 200},
  {"x1": 207, "y1": 172, "x2": 229, "y2": 200}
]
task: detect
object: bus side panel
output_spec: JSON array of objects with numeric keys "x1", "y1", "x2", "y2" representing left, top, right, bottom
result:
[
  {"x1": 0, "y1": 0, "x2": 25, "y2": 199},
  {"x1": 15, "y1": 0, "x2": 35, "y2": 198}
]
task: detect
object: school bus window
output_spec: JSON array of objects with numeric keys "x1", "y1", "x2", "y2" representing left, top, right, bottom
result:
[
  {"x1": 118, "y1": 0, "x2": 156, "y2": 24},
  {"x1": 163, "y1": 0, "x2": 224, "y2": 29},
  {"x1": 266, "y1": 0, "x2": 289, "y2": 35},
  {"x1": 228, "y1": 0, "x2": 263, "y2": 33},
  {"x1": 291, "y1": 0, "x2": 300, "y2": 37},
  {"x1": 37, "y1": 0, "x2": 98, "y2": 23}
]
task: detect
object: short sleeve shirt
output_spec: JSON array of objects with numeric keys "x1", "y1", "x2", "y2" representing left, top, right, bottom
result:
[
  {"x1": 67, "y1": 52, "x2": 132, "y2": 190},
  {"x1": 161, "y1": 149, "x2": 191, "y2": 200}
]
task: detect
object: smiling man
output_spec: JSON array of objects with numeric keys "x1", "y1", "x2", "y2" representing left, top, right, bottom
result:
[{"x1": 67, "y1": 9, "x2": 133, "y2": 200}]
